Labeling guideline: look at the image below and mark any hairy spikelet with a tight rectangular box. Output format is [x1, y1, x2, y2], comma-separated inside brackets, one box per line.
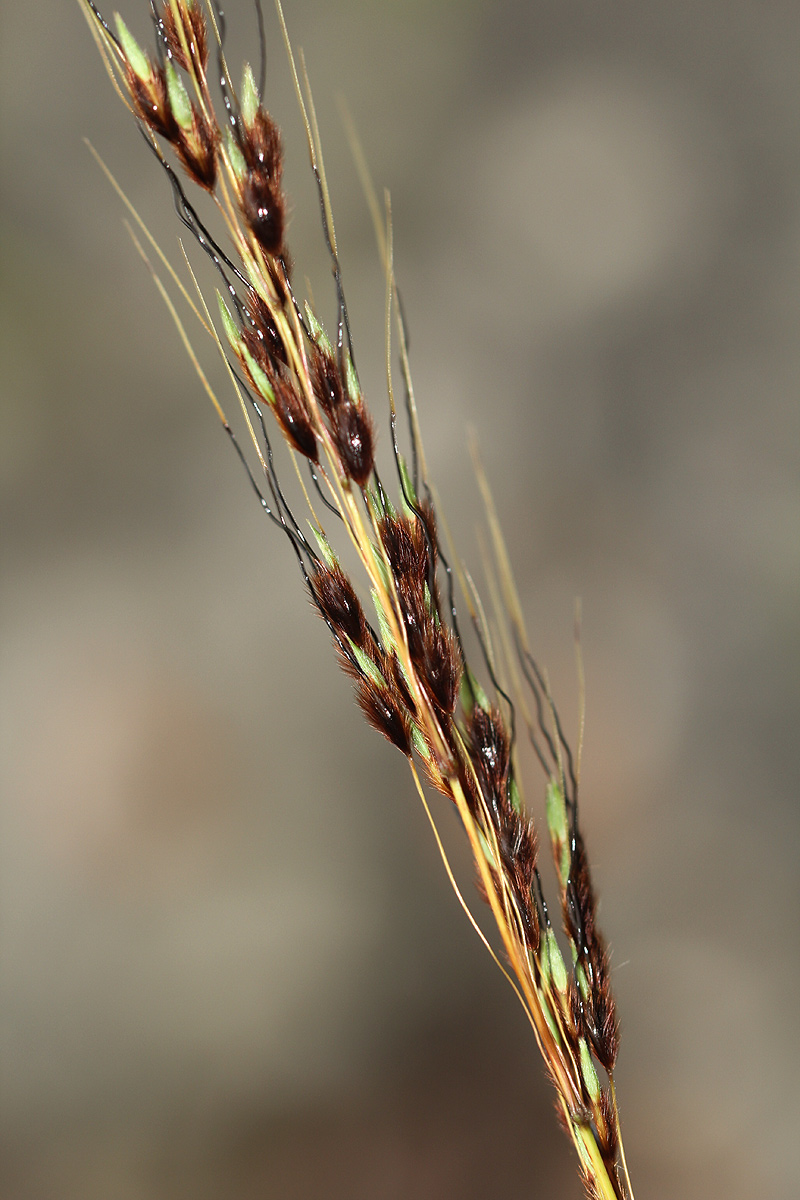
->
[79, 4, 634, 1197]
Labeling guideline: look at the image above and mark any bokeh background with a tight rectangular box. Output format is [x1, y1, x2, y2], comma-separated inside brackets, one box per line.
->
[2, 1, 799, 1197]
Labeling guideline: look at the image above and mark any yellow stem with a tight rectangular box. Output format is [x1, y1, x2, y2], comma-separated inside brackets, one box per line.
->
[610, 1076, 635, 1199]
[574, 1121, 620, 1200]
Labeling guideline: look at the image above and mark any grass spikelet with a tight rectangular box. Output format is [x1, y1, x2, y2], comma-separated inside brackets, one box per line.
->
[78, 3, 636, 1197]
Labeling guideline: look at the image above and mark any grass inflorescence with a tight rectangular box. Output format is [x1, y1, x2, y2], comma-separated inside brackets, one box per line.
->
[79, 3, 635, 1196]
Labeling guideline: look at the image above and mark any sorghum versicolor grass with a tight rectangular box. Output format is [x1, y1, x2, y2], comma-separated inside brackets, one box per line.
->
[79, 3, 635, 1196]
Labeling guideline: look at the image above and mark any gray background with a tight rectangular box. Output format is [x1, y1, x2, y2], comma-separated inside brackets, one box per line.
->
[2, 1, 798, 1197]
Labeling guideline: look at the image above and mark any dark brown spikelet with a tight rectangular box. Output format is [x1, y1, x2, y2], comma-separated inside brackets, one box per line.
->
[124, 53, 216, 190]
[378, 513, 442, 670]
[242, 109, 283, 176]
[128, 65, 178, 141]
[418, 615, 460, 714]
[416, 497, 438, 545]
[160, 1, 208, 71]
[466, 704, 511, 812]
[244, 289, 286, 365]
[589, 970, 619, 1072]
[566, 835, 619, 1071]
[309, 346, 345, 417]
[462, 704, 538, 947]
[392, 576, 426, 663]
[380, 513, 429, 589]
[380, 506, 440, 610]
[175, 109, 218, 190]
[241, 171, 286, 256]
[271, 374, 318, 461]
[355, 675, 412, 756]
[333, 401, 375, 486]
[566, 835, 597, 951]
[498, 812, 540, 950]
[310, 562, 410, 753]
[239, 110, 286, 257]
[311, 563, 368, 648]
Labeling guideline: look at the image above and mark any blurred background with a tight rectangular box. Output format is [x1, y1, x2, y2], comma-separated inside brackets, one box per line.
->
[2, 1, 799, 1197]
